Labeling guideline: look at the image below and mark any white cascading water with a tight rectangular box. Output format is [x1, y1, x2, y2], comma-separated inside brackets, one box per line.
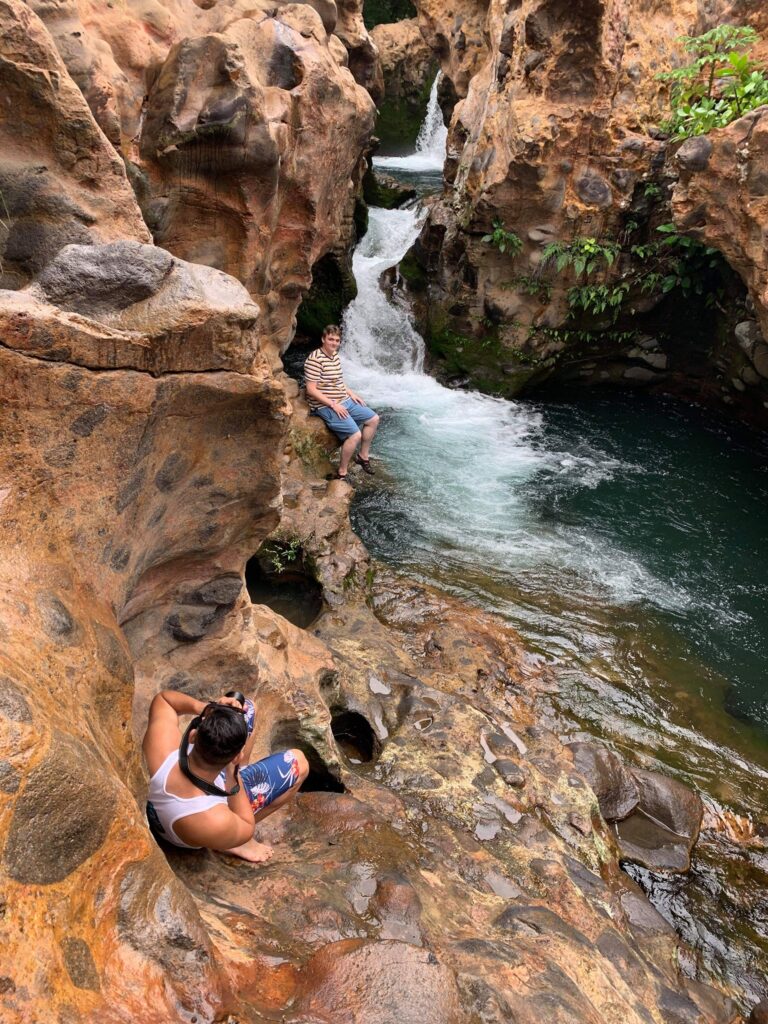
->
[341, 149, 680, 618]
[373, 73, 448, 174]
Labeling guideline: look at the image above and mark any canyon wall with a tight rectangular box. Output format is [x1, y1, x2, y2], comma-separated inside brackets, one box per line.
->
[404, 0, 768, 420]
[0, 0, 761, 1021]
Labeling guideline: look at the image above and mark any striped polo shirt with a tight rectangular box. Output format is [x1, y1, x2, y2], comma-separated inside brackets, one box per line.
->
[304, 348, 348, 410]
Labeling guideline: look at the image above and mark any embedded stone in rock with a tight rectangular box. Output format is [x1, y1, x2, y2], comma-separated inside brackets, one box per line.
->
[165, 608, 219, 643]
[0, 678, 32, 722]
[4, 733, 113, 884]
[0, 759, 20, 793]
[35, 242, 174, 315]
[331, 710, 379, 764]
[495, 905, 591, 948]
[60, 938, 100, 991]
[295, 939, 463, 1024]
[575, 170, 612, 208]
[567, 741, 638, 821]
[189, 574, 242, 607]
[494, 758, 526, 787]
[675, 136, 713, 173]
[35, 591, 81, 646]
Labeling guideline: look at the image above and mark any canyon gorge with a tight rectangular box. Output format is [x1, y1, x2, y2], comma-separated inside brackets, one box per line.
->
[0, 0, 767, 1022]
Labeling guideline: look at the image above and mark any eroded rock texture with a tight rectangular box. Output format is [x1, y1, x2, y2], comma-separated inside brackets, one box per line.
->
[18, 0, 376, 354]
[370, 18, 437, 152]
[404, 0, 768, 419]
[0, 2, 756, 1023]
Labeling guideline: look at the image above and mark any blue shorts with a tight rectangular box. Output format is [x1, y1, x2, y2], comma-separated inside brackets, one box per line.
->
[312, 397, 377, 440]
[237, 699, 300, 814]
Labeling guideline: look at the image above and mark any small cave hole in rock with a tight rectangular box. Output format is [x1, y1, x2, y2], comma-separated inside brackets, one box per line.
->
[331, 710, 380, 765]
[245, 542, 323, 629]
[271, 721, 346, 793]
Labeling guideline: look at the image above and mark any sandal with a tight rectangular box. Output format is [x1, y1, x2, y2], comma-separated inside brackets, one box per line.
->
[326, 470, 353, 483]
[355, 455, 375, 476]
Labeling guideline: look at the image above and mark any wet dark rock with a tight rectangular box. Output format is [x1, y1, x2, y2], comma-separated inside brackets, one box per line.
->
[750, 999, 768, 1023]
[36, 241, 173, 315]
[0, 977, 15, 994]
[658, 985, 704, 1024]
[4, 733, 112, 884]
[60, 938, 100, 991]
[368, 874, 423, 945]
[0, 678, 32, 722]
[35, 591, 81, 646]
[332, 709, 379, 763]
[295, 939, 463, 1024]
[675, 136, 713, 173]
[0, 760, 20, 793]
[567, 741, 639, 821]
[616, 769, 703, 872]
[619, 887, 675, 936]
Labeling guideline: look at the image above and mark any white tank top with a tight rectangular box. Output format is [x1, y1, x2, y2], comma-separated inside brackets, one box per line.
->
[147, 749, 228, 848]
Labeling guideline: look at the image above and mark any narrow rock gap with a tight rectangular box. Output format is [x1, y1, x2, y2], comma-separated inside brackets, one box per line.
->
[331, 709, 381, 765]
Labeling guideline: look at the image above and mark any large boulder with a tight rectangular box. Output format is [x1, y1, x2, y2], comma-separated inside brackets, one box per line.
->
[615, 769, 704, 873]
[567, 741, 639, 821]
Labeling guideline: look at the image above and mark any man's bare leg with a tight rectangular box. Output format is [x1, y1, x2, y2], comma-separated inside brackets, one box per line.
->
[338, 431, 361, 476]
[359, 415, 380, 461]
[225, 750, 309, 862]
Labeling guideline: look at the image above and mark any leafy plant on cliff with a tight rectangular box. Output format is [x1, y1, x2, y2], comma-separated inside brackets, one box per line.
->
[657, 24, 768, 139]
[567, 282, 630, 321]
[481, 220, 523, 257]
[541, 237, 620, 277]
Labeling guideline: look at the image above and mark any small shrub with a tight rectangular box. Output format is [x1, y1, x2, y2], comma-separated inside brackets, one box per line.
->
[541, 237, 620, 277]
[481, 220, 523, 256]
[657, 24, 768, 139]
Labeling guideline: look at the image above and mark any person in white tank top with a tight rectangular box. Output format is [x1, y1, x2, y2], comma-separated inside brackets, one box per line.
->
[143, 689, 309, 863]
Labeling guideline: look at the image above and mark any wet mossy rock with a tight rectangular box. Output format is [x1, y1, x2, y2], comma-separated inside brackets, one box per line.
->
[297, 252, 357, 341]
[363, 166, 417, 209]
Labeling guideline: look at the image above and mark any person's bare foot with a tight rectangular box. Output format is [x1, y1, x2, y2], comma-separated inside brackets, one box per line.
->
[223, 838, 273, 863]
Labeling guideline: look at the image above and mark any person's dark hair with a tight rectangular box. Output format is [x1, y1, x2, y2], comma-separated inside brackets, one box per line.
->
[195, 705, 248, 766]
[322, 324, 341, 338]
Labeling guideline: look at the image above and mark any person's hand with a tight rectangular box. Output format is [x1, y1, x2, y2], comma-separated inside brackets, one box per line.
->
[348, 392, 364, 405]
[331, 401, 350, 418]
[217, 694, 243, 709]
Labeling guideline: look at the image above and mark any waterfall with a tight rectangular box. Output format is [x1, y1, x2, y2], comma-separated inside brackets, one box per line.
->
[374, 73, 447, 174]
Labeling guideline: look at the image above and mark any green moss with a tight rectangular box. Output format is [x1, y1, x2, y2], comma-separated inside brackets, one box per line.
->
[297, 253, 357, 340]
[362, 167, 416, 210]
[427, 322, 544, 398]
[375, 68, 436, 154]
[397, 248, 427, 291]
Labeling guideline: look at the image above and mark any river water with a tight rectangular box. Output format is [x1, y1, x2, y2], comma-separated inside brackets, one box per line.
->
[337, 75, 768, 1002]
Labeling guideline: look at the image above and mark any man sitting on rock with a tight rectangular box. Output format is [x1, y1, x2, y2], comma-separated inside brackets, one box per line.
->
[304, 323, 380, 482]
[143, 689, 309, 863]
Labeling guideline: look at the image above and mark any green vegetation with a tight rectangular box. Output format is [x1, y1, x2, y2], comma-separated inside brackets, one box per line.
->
[263, 535, 304, 575]
[481, 220, 523, 257]
[397, 247, 428, 291]
[567, 282, 630, 320]
[504, 275, 553, 302]
[541, 237, 620, 276]
[289, 427, 327, 470]
[363, 0, 416, 30]
[375, 69, 436, 154]
[657, 24, 768, 139]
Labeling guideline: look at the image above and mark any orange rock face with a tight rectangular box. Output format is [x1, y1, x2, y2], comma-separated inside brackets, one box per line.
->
[405, 0, 768, 417]
[23, 0, 376, 354]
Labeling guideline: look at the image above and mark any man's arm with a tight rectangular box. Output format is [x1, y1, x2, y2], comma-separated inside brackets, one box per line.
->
[305, 379, 350, 418]
[142, 690, 207, 776]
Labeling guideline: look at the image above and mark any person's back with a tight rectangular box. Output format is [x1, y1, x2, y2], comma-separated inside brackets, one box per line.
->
[143, 689, 309, 862]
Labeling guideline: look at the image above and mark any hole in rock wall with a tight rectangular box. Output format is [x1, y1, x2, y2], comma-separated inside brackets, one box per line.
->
[331, 710, 380, 765]
[245, 544, 323, 629]
[271, 719, 346, 793]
